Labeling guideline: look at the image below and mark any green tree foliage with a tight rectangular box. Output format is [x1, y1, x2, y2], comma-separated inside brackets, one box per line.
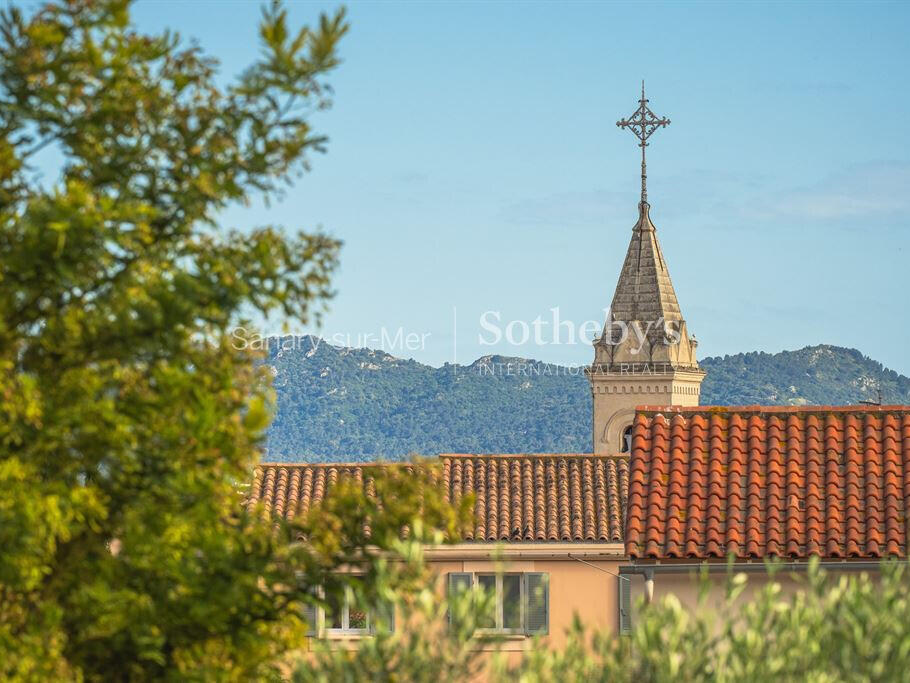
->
[293, 533, 493, 683]
[294, 543, 910, 683]
[296, 557, 910, 683]
[503, 561, 910, 682]
[0, 0, 382, 678]
[290, 461, 474, 611]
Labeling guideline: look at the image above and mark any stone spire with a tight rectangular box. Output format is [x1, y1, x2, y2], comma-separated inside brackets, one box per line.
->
[586, 88, 705, 455]
[607, 202, 682, 342]
[597, 201, 699, 369]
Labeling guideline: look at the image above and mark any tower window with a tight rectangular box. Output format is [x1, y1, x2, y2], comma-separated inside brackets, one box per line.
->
[621, 426, 633, 453]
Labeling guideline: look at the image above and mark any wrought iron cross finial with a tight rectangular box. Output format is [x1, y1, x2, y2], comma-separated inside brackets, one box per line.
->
[616, 81, 670, 205]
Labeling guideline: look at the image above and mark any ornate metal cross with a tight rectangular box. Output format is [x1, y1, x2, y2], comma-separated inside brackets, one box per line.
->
[616, 82, 670, 205]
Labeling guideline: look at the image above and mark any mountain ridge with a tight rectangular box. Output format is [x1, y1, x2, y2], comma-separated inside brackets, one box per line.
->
[264, 337, 910, 462]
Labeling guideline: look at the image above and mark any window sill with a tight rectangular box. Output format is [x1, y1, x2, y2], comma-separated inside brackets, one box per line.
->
[471, 633, 533, 652]
[319, 632, 371, 651]
[308, 632, 540, 653]
[324, 631, 371, 641]
[476, 632, 527, 639]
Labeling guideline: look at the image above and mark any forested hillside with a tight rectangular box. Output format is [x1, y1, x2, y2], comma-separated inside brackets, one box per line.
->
[699, 345, 908, 405]
[264, 337, 910, 461]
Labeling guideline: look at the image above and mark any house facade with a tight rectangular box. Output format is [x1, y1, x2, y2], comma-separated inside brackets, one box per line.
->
[251, 403, 910, 653]
[250, 454, 629, 651]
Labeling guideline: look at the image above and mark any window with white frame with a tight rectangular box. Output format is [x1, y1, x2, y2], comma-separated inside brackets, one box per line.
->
[324, 586, 370, 634]
[301, 583, 394, 637]
[447, 572, 548, 635]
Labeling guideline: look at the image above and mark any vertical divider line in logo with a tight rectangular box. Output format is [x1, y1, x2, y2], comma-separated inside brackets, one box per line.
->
[452, 305, 458, 375]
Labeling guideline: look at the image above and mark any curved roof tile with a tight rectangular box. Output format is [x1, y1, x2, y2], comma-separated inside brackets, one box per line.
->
[248, 454, 630, 544]
[626, 406, 910, 560]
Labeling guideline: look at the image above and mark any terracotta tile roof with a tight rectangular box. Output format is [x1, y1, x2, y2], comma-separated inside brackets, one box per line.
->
[625, 406, 910, 560]
[247, 454, 629, 543]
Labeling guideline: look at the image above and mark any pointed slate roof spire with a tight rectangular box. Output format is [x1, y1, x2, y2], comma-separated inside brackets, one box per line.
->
[608, 201, 682, 330]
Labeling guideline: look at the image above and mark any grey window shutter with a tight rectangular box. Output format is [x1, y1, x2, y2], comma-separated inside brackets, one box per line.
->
[618, 575, 632, 635]
[523, 573, 549, 635]
[447, 572, 473, 627]
[302, 601, 318, 636]
[297, 572, 319, 637]
[371, 600, 395, 634]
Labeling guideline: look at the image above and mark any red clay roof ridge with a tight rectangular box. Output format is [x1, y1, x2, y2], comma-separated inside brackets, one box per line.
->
[260, 453, 631, 468]
[441, 452, 627, 459]
[635, 404, 910, 414]
[258, 460, 408, 468]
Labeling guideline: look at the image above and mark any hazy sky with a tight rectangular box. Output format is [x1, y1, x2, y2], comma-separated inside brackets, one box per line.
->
[131, 1, 910, 374]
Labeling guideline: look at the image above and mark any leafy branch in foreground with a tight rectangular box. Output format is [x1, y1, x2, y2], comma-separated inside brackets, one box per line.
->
[292, 535, 494, 683]
[0, 0, 351, 679]
[294, 548, 910, 682]
[502, 560, 910, 682]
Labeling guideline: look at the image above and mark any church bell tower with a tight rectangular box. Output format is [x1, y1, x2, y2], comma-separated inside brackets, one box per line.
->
[587, 85, 705, 454]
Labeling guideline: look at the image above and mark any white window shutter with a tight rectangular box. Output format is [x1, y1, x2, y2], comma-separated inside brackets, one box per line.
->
[523, 572, 549, 635]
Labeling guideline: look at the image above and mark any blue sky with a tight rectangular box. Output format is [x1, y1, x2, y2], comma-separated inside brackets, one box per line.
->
[131, 1, 910, 374]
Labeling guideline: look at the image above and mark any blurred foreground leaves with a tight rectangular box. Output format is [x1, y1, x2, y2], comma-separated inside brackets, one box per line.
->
[0, 0, 354, 678]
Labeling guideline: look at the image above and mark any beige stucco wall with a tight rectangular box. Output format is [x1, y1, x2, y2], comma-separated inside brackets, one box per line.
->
[624, 565, 878, 636]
